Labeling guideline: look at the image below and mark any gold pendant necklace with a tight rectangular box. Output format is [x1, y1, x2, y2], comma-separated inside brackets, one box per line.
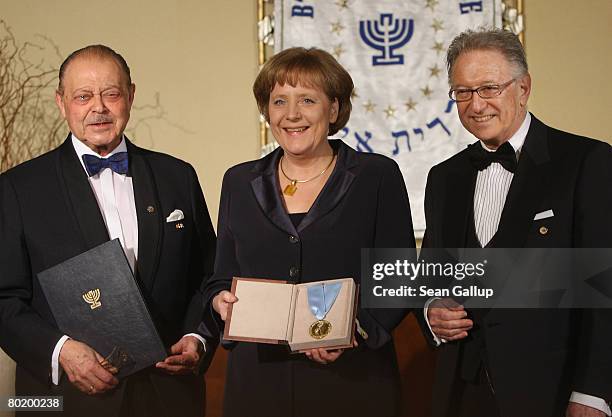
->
[280, 154, 335, 196]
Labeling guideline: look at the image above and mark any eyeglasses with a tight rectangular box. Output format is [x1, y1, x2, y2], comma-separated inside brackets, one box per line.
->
[449, 79, 516, 102]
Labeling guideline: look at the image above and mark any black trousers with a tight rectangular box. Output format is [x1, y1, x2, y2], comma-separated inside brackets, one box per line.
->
[449, 368, 501, 417]
[119, 371, 167, 417]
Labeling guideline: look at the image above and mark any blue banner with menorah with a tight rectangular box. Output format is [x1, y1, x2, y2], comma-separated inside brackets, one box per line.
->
[274, 0, 502, 235]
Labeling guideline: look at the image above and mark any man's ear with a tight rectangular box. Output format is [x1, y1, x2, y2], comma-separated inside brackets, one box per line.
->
[55, 90, 67, 119]
[518, 73, 531, 107]
[128, 83, 136, 106]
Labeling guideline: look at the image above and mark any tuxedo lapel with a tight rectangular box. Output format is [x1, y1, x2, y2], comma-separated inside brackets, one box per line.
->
[57, 137, 109, 250]
[483, 116, 551, 325]
[494, 115, 550, 248]
[298, 140, 356, 233]
[127, 141, 162, 291]
[441, 152, 477, 248]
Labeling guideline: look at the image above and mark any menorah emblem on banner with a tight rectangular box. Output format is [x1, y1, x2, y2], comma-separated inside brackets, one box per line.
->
[82, 289, 102, 310]
[359, 13, 414, 66]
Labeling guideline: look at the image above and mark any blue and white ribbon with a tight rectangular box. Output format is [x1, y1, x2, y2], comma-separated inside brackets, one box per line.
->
[307, 282, 342, 320]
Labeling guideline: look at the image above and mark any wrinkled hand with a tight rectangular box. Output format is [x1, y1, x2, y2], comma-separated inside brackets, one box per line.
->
[566, 402, 607, 417]
[212, 290, 238, 322]
[59, 339, 118, 395]
[156, 336, 204, 375]
[427, 298, 473, 342]
[304, 339, 358, 365]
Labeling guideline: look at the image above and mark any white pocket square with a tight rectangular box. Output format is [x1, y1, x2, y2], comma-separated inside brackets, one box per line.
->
[533, 209, 554, 221]
[166, 209, 184, 223]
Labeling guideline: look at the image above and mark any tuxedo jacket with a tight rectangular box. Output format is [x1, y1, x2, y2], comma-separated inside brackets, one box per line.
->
[0, 136, 216, 417]
[420, 115, 612, 417]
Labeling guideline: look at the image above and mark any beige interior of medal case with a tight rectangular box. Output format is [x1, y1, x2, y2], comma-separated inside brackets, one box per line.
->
[227, 277, 355, 351]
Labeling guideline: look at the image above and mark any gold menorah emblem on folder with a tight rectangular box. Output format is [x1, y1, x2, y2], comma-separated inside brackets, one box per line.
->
[82, 289, 102, 310]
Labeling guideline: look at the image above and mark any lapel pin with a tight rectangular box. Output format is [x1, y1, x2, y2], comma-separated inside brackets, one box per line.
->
[147, 206, 155, 214]
[539, 226, 548, 235]
[175, 223, 184, 229]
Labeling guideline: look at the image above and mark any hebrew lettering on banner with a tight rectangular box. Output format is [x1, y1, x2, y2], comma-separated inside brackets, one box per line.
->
[275, 0, 502, 235]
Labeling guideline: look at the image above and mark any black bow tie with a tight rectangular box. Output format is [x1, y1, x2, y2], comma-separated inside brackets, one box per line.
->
[468, 141, 517, 173]
[82, 152, 129, 177]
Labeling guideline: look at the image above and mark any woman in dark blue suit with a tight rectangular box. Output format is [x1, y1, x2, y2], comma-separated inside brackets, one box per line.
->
[203, 47, 416, 417]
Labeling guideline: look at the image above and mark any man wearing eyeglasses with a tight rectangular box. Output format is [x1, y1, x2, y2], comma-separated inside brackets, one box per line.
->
[418, 28, 612, 417]
[0, 45, 217, 416]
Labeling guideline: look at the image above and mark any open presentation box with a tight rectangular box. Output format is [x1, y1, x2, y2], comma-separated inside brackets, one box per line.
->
[224, 277, 358, 352]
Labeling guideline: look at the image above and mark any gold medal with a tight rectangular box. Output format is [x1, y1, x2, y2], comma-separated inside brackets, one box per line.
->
[309, 319, 332, 339]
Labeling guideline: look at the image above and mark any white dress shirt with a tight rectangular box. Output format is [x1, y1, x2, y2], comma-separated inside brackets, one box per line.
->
[473, 112, 530, 245]
[72, 135, 139, 270]
[51, 135, 205, 385]
[423, 113, 610, 415]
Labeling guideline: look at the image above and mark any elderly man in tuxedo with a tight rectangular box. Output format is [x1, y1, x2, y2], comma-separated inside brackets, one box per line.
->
[0, 45, 216, 416]
[419, 28, 612, 417]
